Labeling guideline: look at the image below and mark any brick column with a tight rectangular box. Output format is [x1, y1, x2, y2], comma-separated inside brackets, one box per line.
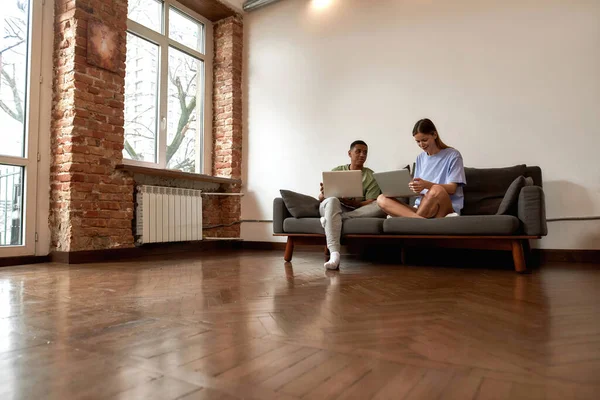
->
[213, 16, 243, 180]
[209, 15, 243, 238]
[51, 0, 133, 252]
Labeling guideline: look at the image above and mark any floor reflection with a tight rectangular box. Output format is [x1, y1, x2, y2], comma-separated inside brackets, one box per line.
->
[0, 252, 597, 398]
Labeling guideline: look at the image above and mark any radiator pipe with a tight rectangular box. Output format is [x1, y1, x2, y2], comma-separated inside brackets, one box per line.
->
[546, 216, 600, 222]
[243, 0, 283, 12]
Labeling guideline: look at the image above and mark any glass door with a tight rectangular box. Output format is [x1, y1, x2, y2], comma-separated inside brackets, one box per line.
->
[0, 0, 41, 257]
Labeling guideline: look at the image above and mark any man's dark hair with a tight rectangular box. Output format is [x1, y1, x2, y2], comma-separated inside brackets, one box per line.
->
[350, 140, 367, 150]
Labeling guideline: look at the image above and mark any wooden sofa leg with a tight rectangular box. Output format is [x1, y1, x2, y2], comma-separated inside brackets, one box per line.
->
[511, 239, 527, 273]
[522, 239, 534, 266]
[284, 237, 295, 262]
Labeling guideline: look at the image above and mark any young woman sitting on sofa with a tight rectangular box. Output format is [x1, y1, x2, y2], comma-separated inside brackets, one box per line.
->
[377, 118, 466, 218]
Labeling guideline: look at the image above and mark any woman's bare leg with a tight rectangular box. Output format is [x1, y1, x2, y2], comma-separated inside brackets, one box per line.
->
[377, 194, 424, 218]
[416, 185, 454, 218]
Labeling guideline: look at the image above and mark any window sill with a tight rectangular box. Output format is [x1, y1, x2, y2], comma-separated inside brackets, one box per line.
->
[116, 164, 241, 185]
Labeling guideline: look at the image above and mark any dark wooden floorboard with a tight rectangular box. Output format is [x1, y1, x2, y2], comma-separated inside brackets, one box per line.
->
[0, 249, 598, 399]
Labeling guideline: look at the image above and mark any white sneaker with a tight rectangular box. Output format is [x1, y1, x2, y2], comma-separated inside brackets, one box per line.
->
[386, 215, 393, 219]
[325, 261, 340, 270]
[320, 217, 326, 228]
[324, 251, 341, 270]
[445, 212, 459, 218]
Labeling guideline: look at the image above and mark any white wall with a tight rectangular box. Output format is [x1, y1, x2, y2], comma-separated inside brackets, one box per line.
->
[241, 0, 600, 249]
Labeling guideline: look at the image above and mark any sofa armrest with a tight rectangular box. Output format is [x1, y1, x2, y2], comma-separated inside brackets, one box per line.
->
[518, 186, 548, 236]
[273, 198, 291, 234]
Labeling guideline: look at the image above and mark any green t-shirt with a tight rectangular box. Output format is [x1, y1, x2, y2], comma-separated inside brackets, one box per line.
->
[331, 164, 382, 200]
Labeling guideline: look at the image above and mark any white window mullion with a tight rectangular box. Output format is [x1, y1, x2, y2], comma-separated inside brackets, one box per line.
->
[24, 0, 43, 255]
[194, 60, 204, 174]
[167, 39, 206, 61]
[202, 22, 213, 175]
[157, 6, 169, 170]
[0, 156, 31, 167]
[127, 19, 164, 44]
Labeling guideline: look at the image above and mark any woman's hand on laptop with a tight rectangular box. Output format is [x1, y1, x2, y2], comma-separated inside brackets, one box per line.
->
[409, 178, 431, 194]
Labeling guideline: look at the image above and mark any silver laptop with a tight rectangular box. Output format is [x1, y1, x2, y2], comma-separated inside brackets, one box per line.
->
[322, 170, 363, 198]
[374, 169, 414, 197]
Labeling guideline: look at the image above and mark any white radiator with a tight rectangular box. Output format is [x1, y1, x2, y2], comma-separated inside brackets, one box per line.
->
[136, 185, 202, 244]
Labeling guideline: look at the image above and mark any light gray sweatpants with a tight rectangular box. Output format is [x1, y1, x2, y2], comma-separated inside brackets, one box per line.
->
[319, 198, 386, 253]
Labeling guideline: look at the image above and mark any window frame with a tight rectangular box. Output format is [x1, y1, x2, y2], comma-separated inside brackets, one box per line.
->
[0, 0, 44, 257]
[124, 0, 213, 175]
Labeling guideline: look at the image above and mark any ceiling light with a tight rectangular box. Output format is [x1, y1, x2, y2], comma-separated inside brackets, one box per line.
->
[312, 0, 333, 10]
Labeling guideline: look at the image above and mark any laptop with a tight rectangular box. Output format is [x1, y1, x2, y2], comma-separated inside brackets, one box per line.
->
[322, 170, 363, 198]
[373, 169, 415, 197]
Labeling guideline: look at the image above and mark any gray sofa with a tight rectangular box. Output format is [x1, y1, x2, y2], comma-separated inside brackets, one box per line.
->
[273, 165, 548, 272]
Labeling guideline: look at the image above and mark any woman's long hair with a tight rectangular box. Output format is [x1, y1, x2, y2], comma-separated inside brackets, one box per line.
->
[412, 118, 450, 149]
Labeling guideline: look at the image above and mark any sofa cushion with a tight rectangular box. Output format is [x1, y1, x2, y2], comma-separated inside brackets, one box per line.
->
[463, 165, 527, 215]
[497, 176, 530, 216]
[283, 218, 324, 234]
[342, 218, 385, 235]
[280, 190, 320, 218]
[383, 215, 520, 235]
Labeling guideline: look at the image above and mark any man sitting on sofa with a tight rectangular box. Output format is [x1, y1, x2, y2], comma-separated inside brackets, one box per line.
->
[319, 140, 385, 270]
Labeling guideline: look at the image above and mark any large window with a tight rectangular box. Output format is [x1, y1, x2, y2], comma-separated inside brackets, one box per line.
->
[124, 0, 211, 174]
[0, 0, 41, 256]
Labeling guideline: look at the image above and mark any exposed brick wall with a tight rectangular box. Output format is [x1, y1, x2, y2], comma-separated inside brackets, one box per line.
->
[50, 2, 243, 252]
[202, 185, 242, 239]
[218, 192, 242, 237]
[209, 16, 243, 238]
[51, 0, 134, 252]
[213, 16, 243, 180]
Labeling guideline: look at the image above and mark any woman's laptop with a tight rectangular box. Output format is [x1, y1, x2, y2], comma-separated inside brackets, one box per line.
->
[373, 169, 414, 197]
[322, 170, 363, 198]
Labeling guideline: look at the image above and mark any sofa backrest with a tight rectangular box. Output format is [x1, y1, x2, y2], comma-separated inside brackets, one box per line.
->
[524, 166, 543, 187]
[462, 165, 543, 215]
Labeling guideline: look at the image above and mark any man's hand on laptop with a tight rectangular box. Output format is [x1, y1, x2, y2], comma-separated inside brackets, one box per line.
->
[339, 198, 362, 209]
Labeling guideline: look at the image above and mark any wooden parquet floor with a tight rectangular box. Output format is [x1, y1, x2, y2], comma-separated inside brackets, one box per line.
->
[0, 249, 599, 399]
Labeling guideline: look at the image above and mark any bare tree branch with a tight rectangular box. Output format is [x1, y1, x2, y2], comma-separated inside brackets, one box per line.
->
[171, 157, 195, 172]
[0, 101, 20, 121]
[0, 67, 24, 122]
[123, 139, 139, 160]
[0, 39, 25, 56]
[166, 85, 196, 165]
[0, 4, 27, 123]
[5, 18, 25, 40]
[184, 72, 197, 94]
[167, 113, 193, 163]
